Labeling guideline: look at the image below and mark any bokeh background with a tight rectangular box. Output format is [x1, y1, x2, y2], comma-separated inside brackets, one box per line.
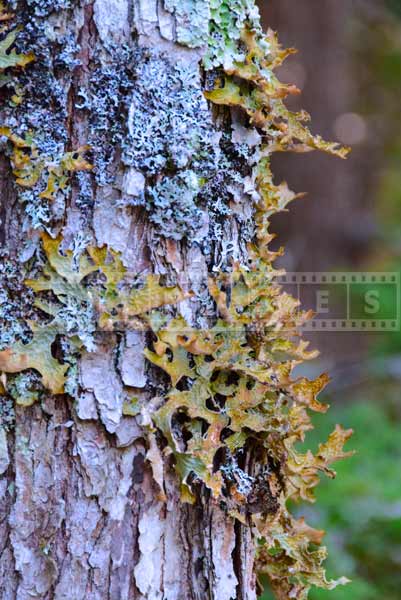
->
[258, 1, 401, 598]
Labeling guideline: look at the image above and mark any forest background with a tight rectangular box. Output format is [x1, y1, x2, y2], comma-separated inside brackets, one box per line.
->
[261, 1, 401, 598]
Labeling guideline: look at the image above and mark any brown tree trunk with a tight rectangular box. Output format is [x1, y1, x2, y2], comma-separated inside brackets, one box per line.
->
[0, 3, 352, 599]
[0, 2, 256, 598]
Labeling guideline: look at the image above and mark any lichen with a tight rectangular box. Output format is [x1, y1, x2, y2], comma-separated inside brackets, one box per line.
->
[164, 0, 210, 48]
[0, 233, 188, 395]
[7, 371, 41, 406]
[0, 127, 92, 229]
[77, 45, 136, 187]
[0, 253, 34, 350]
[145, 170, 203, 241]
[0, 1, 353, 597]
[122, 52, 216, 175]
[120, 49, 253, 243]
[0, 27, 34, 70]
[0, 395, 15, 431]
[14, 0, 72, 18]
[137, 4, 352, 599]
[204, 0, 261, 70]
[204, 28, 349, 158]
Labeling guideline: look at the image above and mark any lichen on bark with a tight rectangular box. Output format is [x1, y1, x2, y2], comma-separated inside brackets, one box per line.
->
[0, 1, 352, 599]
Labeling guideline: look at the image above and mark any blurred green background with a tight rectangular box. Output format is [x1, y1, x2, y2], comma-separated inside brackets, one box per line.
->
[258, 0, 401, 597]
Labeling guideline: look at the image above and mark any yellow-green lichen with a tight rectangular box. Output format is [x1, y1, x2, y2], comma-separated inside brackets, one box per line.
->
[134, 4, 352, 599]
[0, 127, 92, 227]
[0, 233, 189, 395]
[0, 2, 354, 598]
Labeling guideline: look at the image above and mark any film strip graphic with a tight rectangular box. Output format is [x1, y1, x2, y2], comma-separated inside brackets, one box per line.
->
[277, 272, 400, 331]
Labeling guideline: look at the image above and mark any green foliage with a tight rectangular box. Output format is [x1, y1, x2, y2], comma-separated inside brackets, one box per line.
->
[386, 0, 401, 18]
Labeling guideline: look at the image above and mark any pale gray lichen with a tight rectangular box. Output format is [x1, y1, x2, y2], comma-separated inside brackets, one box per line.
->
[52, 296, 96, 352]
[76, 44, 135, 186]
[8, 372, 42, 407]
[204, 0, 262, 70]
[220, 455, 254, 496]
[7, 1, 257, 254]
[145, 170, 204, 241]
[60, 339, 80, 399]
[0, 256, 34, 350]
[64, 362, 79, 398]
[0, 397, 15, 432]
[4, 3, 78, 230]
[120, 50, 254, 244]
[74, 171, 94, 212]
[123, 52, 216, 175]
[17, 0, 72, 17]
[164, 0, 210, 48]
[54, 33, 82, 70]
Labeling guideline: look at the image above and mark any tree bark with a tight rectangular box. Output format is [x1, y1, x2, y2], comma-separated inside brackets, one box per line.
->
[0, 2, 352, 599]
[0, 2, 256, 599]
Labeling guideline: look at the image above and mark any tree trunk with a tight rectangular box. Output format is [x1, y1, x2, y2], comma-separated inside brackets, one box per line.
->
[0, 2, 351, 599]
[0, 2, 256, 598]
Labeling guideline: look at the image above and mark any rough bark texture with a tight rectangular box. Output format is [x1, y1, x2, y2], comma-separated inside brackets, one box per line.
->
[0, 2, 353, 599]
[0, 2, 256, 599]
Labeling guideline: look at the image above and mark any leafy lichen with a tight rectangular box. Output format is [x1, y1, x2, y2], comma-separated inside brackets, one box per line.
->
[0, 1, 353, 598]
[136, 3, 352, 599]
[0, 27, 34, 70]
[204, 0, 261, 70]
[0, 233, 189, 394]
[0, 126, 92, 229]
